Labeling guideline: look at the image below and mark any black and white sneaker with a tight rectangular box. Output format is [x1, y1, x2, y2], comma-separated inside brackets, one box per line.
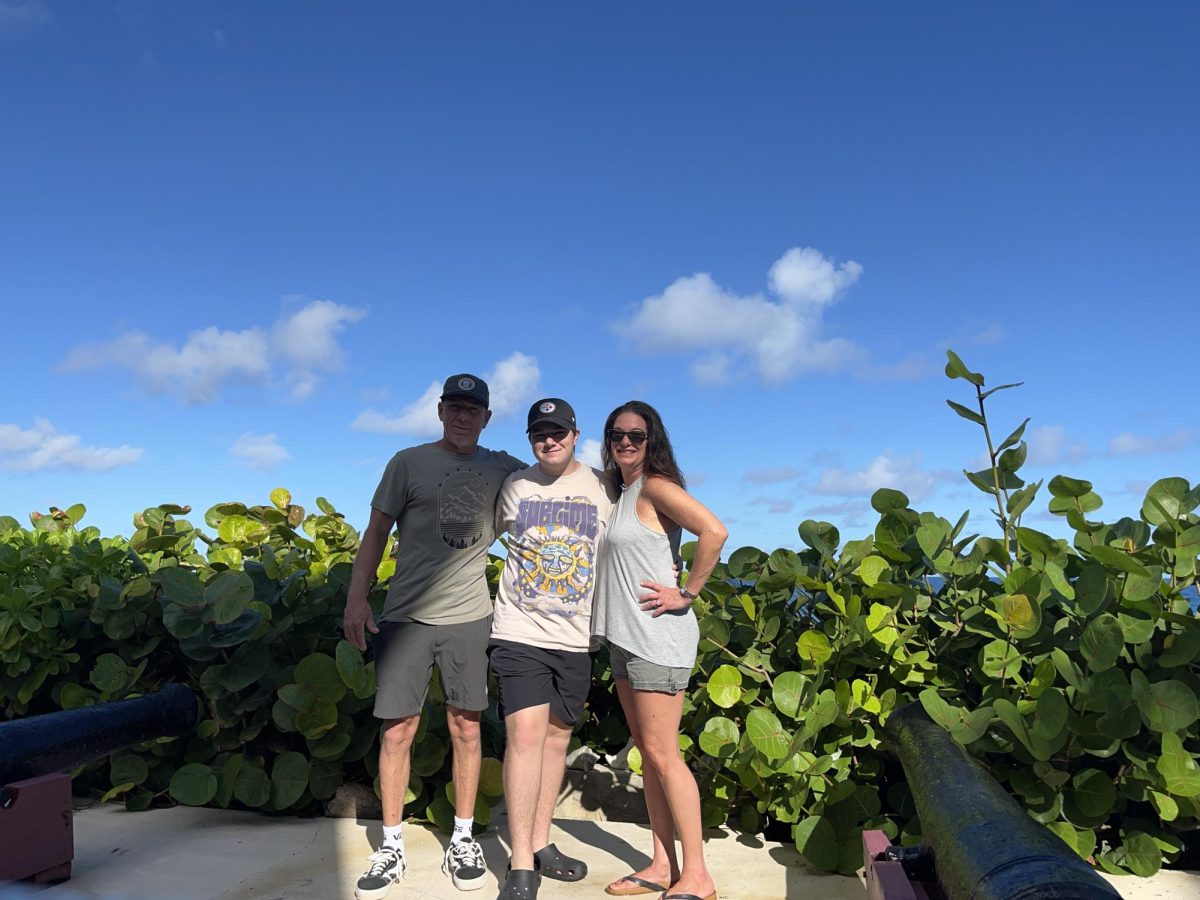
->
[442, 836, 488, 891]
[355, 845, 406, 900]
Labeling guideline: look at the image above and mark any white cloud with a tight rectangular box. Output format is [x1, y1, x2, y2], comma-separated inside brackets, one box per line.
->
[578, 438, 603, 469]
[0, 0, 51, 31]
[612, 247, 863, 384]
[805, 499, 872, 527]
[1108, 429, 1197, 457]
[814, 451, 940, 502]
[0, 419, 143, 472]
[1026, 425, 1089, 467]
[272, 299, 368, 400]
[768, 247, 863, 306]
[352, 352, 541, 437]
[744, 466, 804, 485]
[750, 496, 795, 515]
[487, 352, 540, 416]
[230, 433, 290, 469]
[59, 299, 366, 404]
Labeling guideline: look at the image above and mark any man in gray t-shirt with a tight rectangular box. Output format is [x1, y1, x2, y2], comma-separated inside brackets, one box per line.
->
[344, 373, 523, 900]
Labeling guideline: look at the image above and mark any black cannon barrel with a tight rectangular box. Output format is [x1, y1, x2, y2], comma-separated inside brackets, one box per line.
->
[885, 702, 1121, 900]
[0, 683, 196, 784]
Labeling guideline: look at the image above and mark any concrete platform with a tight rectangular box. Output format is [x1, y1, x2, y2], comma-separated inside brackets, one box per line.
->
[13, 803, 861, 900]
[7, 802, 1200, 899]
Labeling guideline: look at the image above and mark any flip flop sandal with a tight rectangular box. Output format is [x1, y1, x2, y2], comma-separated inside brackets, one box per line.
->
[497, 867, 540, 900]
[533, 842, 587, 882]
[604, 874, 669, 896]
[661, 892, 718, 900]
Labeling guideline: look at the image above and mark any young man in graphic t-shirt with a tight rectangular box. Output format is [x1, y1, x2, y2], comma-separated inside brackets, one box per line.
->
[488, 398, 617, 900]
[343, 374, 525, 900]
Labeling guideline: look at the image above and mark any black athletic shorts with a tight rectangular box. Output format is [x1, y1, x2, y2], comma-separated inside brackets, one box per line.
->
[487, 639, 592, 726]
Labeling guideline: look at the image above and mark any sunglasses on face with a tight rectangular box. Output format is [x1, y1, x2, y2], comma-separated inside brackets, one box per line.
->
[606, 429, 648, 446]
[531, 428, 570, 445]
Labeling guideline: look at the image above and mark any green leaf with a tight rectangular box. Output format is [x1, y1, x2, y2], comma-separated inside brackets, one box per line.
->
[997, 418, 1030, 453]
[980, 381, 1023, 400]
[270, 488, 292, 510]
[89, 654, 129, 694]
[1075, 563, 1111, 616]
[746, 708, 789, 760]
[234, 761, 271, 808]
[269, 751, 310, 810]
[205, 571, 254, 625]
[870, 489, 909, 513]
[1016, 527, 1059, 560]
[1134, 676, 1199, 733]
[944, 349, 984, 386]
[217, 514, 270, 545]
[1088, 544, 1150, 577]
[946, 400, 985, 425]
[1070, 769, 1116, 819]
[1158, 732, 1200, 797]
[336, 640, 372, 697]
[794, 815, 839, 871]
[995, 593, 1040, 640]
[1142, 477, 1196, 527]
[295, 652, 347, 704]
[705, 665, 743, 709]
[1080, 614, 1123, 672]
[1048, 475, 1093, 499]
[1122, 832, 1162, 877]
[698, 717, 740, 758]
[1031, 688, 1068, 741]
[796, 630, 832, 665]
[856, 555, 888, 587]
[979, 639, 1021, 679]
[159, 566, 205, 608]
[218, 641, 270, 693]
[110, 754, 149, 787]
[772, 671, 806, 720]
[479, 758, 504, 798]
[169, 763, 218, 806]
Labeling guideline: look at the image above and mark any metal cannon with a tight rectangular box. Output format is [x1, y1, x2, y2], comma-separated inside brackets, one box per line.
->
[863, 702, 1122, 900]
[0, 683, 196, 886]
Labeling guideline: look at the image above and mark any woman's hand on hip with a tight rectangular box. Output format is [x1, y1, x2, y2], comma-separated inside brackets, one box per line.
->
[638, 581, 689, 617]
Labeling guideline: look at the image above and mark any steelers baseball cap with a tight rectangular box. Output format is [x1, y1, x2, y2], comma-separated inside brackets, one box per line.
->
[526, 398, 577, 433]
[440, 374, 489, 407]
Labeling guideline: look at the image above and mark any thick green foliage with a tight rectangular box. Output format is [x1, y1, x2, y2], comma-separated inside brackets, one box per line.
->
[1, 351, 1196, 876]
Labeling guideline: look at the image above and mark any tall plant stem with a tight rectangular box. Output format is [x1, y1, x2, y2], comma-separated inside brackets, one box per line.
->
[976, 384, 1013, 573]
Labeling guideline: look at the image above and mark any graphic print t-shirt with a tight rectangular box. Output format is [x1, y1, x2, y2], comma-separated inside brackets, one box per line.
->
[372, 443, 525, 625]
[492, 464, 617, 652]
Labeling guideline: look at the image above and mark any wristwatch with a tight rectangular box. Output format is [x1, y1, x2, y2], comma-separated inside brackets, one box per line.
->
[679, 586, 696, 601]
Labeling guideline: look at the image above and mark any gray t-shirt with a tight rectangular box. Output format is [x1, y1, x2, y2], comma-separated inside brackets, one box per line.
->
[371, 442, 525, 625]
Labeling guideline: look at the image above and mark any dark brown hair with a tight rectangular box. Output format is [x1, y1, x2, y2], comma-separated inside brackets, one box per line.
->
[601, 400, 686, 489]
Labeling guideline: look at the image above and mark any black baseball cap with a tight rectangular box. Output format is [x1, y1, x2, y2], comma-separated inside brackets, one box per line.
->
[526, 398, 577, 433]
[441, 374, 489, 408]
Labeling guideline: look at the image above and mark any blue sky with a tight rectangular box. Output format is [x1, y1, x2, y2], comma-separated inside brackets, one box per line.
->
[2, 1, 1197, 554]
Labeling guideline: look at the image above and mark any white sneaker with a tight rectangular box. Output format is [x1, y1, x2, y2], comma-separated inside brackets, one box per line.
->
[355, 846, 406, 900]
[442, 836, 488, 891]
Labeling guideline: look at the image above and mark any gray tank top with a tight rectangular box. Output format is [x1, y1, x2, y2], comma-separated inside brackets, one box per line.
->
[592, 475, 698, 668]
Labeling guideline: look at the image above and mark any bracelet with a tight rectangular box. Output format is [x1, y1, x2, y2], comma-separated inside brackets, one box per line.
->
[679, 586, 696, 600]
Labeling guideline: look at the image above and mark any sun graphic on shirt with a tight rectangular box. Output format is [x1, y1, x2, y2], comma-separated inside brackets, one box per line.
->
[517, 529, 595, 613]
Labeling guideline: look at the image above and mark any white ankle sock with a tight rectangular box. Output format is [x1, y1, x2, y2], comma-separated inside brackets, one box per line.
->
[383, 824, 403, 849]
[452, 816, 473, 842]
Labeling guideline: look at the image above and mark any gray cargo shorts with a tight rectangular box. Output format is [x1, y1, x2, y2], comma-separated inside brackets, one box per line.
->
[608, 642, 692, 694]
[371, 616, 491, 719]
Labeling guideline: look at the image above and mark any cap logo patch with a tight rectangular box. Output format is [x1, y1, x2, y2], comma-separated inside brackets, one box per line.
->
[539, 401, 556, 414]
[458, 377, 475, 390]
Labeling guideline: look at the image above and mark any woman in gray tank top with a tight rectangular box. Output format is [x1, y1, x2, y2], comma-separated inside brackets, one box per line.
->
[592, 401, 727, 900]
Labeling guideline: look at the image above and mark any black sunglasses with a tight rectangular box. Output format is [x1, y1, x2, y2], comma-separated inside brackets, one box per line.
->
[530, 428, 570, 444]
[606, 428, 648, 446]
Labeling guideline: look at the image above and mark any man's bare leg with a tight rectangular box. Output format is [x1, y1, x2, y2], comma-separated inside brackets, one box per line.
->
[446, 706, 483, 819]
[379, 715, 421, 826]
[531, 713, 572, 853]
[503, 703, 551, 870]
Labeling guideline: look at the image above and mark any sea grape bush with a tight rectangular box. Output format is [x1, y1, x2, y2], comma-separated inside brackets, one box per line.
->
[0, 351, 1196, 876]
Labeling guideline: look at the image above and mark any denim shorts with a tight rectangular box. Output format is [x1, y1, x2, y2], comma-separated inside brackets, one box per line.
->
[608, 642, 691, 694]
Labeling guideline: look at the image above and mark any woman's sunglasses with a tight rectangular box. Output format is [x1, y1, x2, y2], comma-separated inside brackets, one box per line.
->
[606, 429, 648, 446]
